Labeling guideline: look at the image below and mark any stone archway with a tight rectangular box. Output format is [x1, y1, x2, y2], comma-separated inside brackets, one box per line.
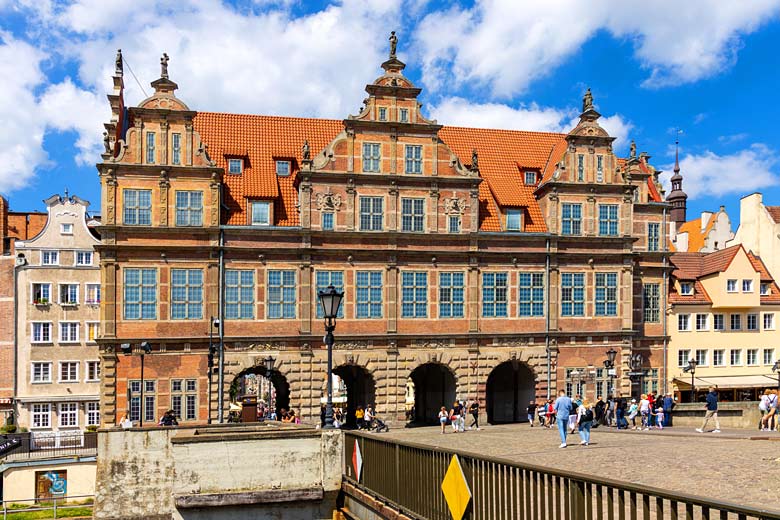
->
[409, 363, 457, 425]
[332, 364, 376, 428]
[486, 360, 536, 424]
[229, 365, 290, 421]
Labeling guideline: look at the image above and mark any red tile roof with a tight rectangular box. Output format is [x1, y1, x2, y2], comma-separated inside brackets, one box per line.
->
[668, 280, 711, 304]
[766, 206, 780, 224]
[747, 252, 780, 303]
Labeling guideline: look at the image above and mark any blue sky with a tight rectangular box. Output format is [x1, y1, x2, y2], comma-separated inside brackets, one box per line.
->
[2, 0, 780, 229]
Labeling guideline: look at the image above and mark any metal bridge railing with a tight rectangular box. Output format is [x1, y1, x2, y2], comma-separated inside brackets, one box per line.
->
[343, 431, 780, 520]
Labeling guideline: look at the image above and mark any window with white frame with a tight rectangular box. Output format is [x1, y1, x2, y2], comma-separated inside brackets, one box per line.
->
[730, 349, 742, 365]
[58, 403, 78, 427]
[519, 273, 545, 317]
[647, 223, 660, 252]
[401, 272, 428, 318]
[695, 349, 708, 366]
[86, 322, 99, 342]
[123, 189, 152, 226]
[359, 196, 383, 231]
[378, 107, 387, 121]
[171, 269, 203, 320]
[401, 198, 425, 232]
[764, 349, 775, 365]
[75, 251, 93, 266]
[525, 171, 537, 185]
[713, 314, 725, 331]
[677, 349, 691, 367]
[275, 161, 291, 176]
[362, 143, 380, 172]
[561, 273, 585, 317]
[250, 201, 271, 226]
[59, 362, 78, 383]
[32, 404, 51, 428]
[59, 284, 78, 305]
[747, 348, 759, 366]
[747, 313, 759, 330]
[399, 108, 409, 122]
[726, 279, 737, 293]
[713, 349, 725, 366]
[225, 270, 254, 320]
[86, 284, 101, 305]
[86, 402, 100, 426]
[598, 204, 619, 236]
[171, 379, 198, 421]
[594, 273, 617, 316]
[643, 284, 660, 323]
[506, 209, 522, 231]
[596, 155, 604, 182]
[561, 203, 582, 235]
[123, 268, 157, 320]
[228, 158, 243, 174]
[32, 362, 52, 383]
[764, 313, 775, 330]
[356, 271, 382, 319]
[32, 283, 51, 304]
[482, 272, 508, 317]
[175, 191, 203, 227]
[679, 282, 693, 295]
[730, 314, 742, 330]
[59, 322, 79, 343]
[32, 322, 52, 343]
[695, 313, 708, 331]
[439, 272, 465, 318]
[760, 283, 771, 296]
[41, 251, 59, 265]
[315, 271, 345, 319]
[405, 145, 422, 174]
[86, 361, 100, 382]
[171, 133, 181, 165]
[267, 270, 296, 319]
[678, 314, 691, 331]
[742, 279, 754, 292]
[146, 132, 156, 163]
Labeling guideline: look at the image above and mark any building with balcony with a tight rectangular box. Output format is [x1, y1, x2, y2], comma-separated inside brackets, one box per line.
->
[96, 42, 670, 427]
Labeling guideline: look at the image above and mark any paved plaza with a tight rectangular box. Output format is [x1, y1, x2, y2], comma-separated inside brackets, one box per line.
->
[378, 423, 780, 512]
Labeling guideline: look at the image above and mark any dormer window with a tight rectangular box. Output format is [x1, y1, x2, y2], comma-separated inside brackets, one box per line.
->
[742, 279, 753, 293]
[275, 161, 291, 176]
[761, 283, 771, 296]
[506, 209, 522, 231]
[399, 108, 408, 123]
[378, 107, 387, 121]
[680, 282, 693, 296]
[60, 223, 73, 235]
[524, 171, 536, 185]
[727, 279, 737, 293]
[228, 159, 243, 174]
[250, 201, 271, 226]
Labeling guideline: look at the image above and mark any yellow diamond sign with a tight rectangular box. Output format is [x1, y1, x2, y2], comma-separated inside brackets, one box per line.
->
[441, 454, 471, 520]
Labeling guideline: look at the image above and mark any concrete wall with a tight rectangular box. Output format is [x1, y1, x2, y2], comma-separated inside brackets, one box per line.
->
[2, 460, 96, 503]
[670, 402, 763, 429]
[93, 423, 342, 520]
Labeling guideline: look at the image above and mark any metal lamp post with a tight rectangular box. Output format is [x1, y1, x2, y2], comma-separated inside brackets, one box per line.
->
[604, 348, 617, 397]
[121, 341, 152, 427]
[207, 318, 220, 424]
[317, 285, 344, 430]
[264, 355, 275, 419]
[772, 360, 780, 393]
[683, 359, 697, 402]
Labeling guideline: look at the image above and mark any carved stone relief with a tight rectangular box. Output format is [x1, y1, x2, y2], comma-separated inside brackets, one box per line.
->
[443, 197, 468, 215]
[315, 190, 343, 211]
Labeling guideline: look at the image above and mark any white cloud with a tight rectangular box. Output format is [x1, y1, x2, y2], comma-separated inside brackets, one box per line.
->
[659, 144, 780, 199]
[432, 97, 633, 152]
[414, 0, 780, 96]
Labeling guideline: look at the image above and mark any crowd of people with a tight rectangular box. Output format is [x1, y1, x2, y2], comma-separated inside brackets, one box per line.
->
[438, 399, 481, 433]
[321, 404, 389, 432]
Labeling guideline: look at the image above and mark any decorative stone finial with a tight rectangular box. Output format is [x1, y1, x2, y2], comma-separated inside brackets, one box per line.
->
[160, 53, 169, 79]
[471, 149, 479, 171]
[115, 49, 123, 76]
[582, 87, 593, 112]
[302, 140, 310, 161]
[629, 140, 636, 159]
[389, 31, 398, 58]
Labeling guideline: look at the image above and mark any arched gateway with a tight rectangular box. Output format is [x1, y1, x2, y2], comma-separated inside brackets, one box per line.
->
[230, 366, 290, 421]
[486, 361, 536, 424]
[409, 363, 457, 425]
[332, 364, 376, 428]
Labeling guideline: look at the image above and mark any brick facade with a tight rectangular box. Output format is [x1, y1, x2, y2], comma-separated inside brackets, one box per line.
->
[97, 48, 670, 427]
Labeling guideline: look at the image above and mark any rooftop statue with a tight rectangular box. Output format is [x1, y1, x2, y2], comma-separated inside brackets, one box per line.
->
[471, 149, 479, 170]
[389, 31, 398, 58]
[302, 140, 310, 161]
[161, 53, 169, 79]
[115, 49, 123, 75]
[582, 87, 593, 112]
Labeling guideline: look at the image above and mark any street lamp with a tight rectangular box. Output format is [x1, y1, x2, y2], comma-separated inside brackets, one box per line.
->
[207, 318, 220, 424]
[604, 348, 618, 397]
[772, 360, 780, 393]
[683, 358, 697, 402]
[318, 285, 344, 430]
[264, 356, 275, 419]
[121, 341, 152, 427]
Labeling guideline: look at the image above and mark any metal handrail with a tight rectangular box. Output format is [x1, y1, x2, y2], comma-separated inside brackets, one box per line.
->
[1, 494, 94, 520]
[344, 430, 780, 519]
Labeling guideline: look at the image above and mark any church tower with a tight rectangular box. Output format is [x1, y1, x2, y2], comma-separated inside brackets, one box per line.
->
[666, 139, 687, 228]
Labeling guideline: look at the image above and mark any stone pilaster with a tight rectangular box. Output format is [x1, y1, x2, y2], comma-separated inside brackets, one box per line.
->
[386, 260, 398, 333]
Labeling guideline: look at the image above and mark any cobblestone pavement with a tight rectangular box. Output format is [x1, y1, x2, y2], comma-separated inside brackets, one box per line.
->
[378, 423, 780, 511]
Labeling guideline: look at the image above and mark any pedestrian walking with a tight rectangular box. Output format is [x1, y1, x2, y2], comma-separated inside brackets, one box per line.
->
[652, 406, 664, 430]
[553, 390, 573, 448]
[450, 400, 464, 433]
[639, 394, 650, 430]
[536, 402, 547, 427]
[576, 400, 594, 446]
[594, 396, 606, 427]
[627, 399, 639, 429]
[760, 389, 777, 431]
[663, 393, 675, 427]
[615, 395, 627, 429]
[526, 400, 536, 427]
[569, 394, 582, 434]
[438, 407, 448, 434]
[469, 399, 481, 430]
[696, 386, 721, 433]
